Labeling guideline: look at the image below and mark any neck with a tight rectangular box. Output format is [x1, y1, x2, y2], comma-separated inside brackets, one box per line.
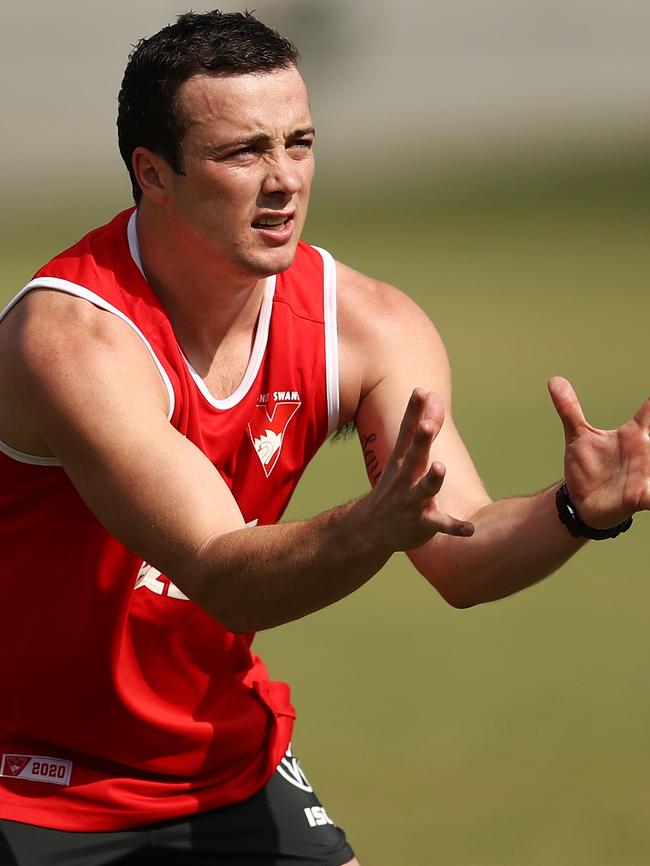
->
[134, 203, 268, 366]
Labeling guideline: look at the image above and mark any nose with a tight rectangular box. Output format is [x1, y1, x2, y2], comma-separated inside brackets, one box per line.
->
[261, 150, 303, 198]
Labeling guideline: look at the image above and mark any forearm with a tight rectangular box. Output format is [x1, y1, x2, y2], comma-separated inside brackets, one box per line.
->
[176, 391, 476, 632]
[412, 485, 585, 608]
[184, 498, 393, 632]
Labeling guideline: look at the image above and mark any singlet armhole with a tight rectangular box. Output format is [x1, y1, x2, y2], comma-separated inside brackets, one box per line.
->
[0, 278, 176, 466]
[311, 246, 340, 436]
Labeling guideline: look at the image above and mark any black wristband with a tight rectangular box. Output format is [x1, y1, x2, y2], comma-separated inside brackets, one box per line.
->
[555, 482, 633, 540]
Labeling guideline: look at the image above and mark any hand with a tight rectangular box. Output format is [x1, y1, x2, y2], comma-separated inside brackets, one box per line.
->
[549, 376, 650, 528]
[366, 388, 474, 551]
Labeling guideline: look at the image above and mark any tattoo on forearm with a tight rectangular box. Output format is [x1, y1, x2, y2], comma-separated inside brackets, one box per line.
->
[361, 433, 382, 486]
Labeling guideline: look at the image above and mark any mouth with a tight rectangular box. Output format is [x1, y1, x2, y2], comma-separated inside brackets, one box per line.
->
[252, 212, 294, 229]
[251, 212, 296, 244]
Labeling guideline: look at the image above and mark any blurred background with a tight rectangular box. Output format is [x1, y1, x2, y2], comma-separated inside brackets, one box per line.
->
[1, 2, 648, 864]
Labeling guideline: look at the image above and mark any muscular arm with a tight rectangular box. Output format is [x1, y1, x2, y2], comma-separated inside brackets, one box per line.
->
[410, 487, 582, 608]
[0, 290, 470, 632]
[338, 263, 648, 608]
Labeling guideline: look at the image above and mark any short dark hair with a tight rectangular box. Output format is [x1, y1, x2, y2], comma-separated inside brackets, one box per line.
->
[117, 10, 299, 203]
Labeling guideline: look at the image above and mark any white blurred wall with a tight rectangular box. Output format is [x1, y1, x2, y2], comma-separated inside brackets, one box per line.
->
[2, 0, 649, 201]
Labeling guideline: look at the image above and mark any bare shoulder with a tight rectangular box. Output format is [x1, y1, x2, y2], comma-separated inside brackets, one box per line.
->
[3, 288, 153, 371]
[0, 289, 169, 455]
[335, 260, 450, 423]
[0, 290, 246, 590]
[336, 260, 440, 337]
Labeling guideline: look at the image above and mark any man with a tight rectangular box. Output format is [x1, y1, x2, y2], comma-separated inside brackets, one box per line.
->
[0, 9, 647, 865]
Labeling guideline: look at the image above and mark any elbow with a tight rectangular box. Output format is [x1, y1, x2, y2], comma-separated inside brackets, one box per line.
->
[170, 574, 260, 634]
[200, 598, 281, 634]
[223, 619, 258, 635]
[446, 594, 479, 610]
[439, 587, 482, 610]
[219, 612, 288, 634]
[434, 573, 514, 609]
[201, 601, 263, 635]
[427, 574, 485, 610]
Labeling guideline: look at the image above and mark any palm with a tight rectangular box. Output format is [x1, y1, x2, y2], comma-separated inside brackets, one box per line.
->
[549, 377, 650, 528]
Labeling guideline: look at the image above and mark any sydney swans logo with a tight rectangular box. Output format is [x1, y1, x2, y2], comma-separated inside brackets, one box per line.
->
[247, 391, 301, 477]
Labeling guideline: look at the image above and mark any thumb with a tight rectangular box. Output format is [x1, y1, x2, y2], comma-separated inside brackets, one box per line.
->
[548, 376, 587, 441]
[633, 395, 650, 431]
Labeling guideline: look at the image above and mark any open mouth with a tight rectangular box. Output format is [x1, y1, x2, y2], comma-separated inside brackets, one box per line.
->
[252, 215, 292, 230]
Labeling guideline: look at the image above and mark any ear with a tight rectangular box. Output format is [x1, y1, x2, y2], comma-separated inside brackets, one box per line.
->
[131, 147, 170, 204]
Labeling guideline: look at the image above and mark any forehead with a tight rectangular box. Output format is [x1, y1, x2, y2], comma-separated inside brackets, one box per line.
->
[178, 67, 312, 141]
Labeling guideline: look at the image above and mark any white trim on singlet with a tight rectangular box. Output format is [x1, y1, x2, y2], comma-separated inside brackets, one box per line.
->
[181, 276, 276, 410]
[0, 439, 61, 467]
[0, 278, 176, 466]
[312, 246, 340, 435]
[127, 210, 145, 277]
[128, 209, 277, 410]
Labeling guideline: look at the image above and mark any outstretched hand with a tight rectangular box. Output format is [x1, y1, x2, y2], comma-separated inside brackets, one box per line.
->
[367, 388, 474, 551]
[548, 376, 650, 528]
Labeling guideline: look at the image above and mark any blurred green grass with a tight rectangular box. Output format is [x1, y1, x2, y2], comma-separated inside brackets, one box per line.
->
[1, 167, 648, 865]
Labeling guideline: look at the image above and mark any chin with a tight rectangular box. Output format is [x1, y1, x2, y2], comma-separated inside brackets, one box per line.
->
[242, 246, 299, 278]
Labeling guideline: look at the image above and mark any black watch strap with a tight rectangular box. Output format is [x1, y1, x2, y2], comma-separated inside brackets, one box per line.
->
[555, 482, 633, 540]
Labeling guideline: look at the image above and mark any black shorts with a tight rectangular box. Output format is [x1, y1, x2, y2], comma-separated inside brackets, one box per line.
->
[0, 746, 355, 866]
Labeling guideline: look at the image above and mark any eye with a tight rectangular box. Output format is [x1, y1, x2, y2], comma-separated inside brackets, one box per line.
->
[288, 138, 314, 154]
[230, 145, 257, 159]
[218, 141, 264, 162]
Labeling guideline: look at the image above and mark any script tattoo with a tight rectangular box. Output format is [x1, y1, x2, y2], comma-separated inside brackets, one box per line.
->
[361, 433, 382, 486]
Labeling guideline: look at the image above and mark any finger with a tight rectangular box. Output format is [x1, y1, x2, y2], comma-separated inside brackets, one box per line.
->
[402, 418, 437, 482]
[401, 391, 446, 481]
[416, 460, 446, 499]
[548, 376, 587, 441]
[417, 463, 474, 538]
[633, 395, 650, 431]
[392, 388, 427, 461]
[421, 510, 475, 539]
[421, 390, 445, 431]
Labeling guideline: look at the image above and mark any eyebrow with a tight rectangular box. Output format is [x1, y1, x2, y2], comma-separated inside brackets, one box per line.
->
[208, 127, 316, 157]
